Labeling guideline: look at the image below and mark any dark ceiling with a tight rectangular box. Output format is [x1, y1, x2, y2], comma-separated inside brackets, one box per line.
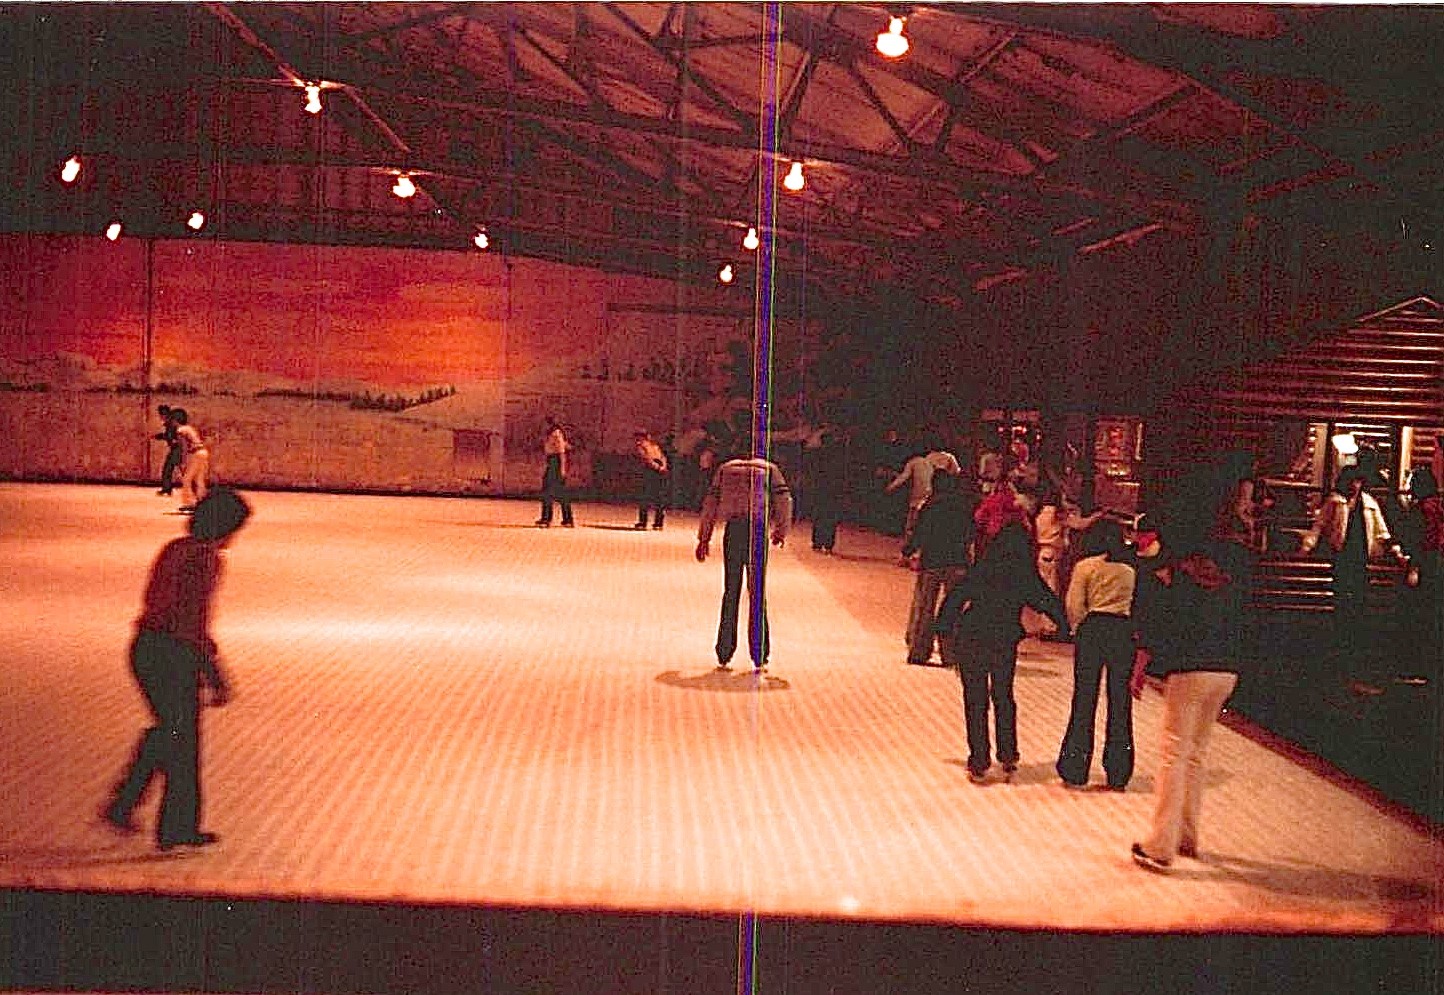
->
[2, 3, 1443, 369]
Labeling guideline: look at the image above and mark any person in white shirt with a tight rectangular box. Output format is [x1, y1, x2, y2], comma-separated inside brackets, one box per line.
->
[1056, 520, 1138, 790]
[884, 438, 960, 544]
[696, 449, 792, 671]
[1300, 465, 1405, 686]
[1034, 487, 1106, 602]
[172, 409, 210, 513]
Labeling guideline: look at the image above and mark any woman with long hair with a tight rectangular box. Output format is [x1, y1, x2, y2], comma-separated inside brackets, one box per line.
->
[935, 523, 1066, 783]
[1129, 518, 1253, 872]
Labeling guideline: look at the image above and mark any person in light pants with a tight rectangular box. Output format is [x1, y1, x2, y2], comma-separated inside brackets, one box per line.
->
[1129, 533, 1252, 872]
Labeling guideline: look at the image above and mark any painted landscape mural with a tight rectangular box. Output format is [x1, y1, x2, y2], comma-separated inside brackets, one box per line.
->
[0, 234, 821, 496]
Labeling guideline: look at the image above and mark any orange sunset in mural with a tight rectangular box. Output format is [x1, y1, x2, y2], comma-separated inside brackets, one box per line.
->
[0, 233, 772, 493]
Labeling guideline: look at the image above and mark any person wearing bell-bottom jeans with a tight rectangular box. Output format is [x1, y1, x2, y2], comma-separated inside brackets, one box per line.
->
[1141, 670, 1238, 862]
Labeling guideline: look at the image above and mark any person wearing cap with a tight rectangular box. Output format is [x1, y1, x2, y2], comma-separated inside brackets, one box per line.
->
[696, 446, 792, 671]
[633, 428, 669, 530]
[102, 487, 251, 851]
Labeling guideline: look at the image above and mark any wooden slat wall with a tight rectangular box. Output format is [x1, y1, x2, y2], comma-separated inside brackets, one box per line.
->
[1158, 295, 1444, 481]
[1150, 296, 1443, 623]
[1187, 298, 1441, 422]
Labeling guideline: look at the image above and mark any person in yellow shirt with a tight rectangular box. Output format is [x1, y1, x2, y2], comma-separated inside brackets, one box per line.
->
[1056, 521, 1138, 790]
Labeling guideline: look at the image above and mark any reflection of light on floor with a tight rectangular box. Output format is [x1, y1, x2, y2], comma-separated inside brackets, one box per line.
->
[230, 616, 488, 641]
[5, 484, 1443, 936]
[387, 571, 569, 599]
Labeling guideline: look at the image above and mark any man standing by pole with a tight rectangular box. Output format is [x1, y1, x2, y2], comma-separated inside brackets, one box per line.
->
[696, 445, 791, 672]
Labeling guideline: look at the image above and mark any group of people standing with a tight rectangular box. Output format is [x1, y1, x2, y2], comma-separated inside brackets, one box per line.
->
[869, 434, 1262, 874]
[532, 417, 675, 532]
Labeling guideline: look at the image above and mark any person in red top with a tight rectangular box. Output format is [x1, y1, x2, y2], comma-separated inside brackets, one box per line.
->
[102, 487, 251, 850]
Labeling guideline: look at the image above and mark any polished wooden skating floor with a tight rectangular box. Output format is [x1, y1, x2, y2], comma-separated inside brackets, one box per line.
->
[0, 483, 1439, 939]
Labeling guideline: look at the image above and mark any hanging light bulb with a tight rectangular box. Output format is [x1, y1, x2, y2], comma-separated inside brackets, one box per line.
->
[876, 16, 910, 59]
[105, 221, 123, 241]
[783, 160, 805, 192]
[187, 211, 206, 231]
[473, 229, 490, 250]
[743, 226, 760, 251]
[718, 263, 735, 284]
[303, 83, 323, 115]
[392, 173, 417, 198]
[60, 155, 82, 184]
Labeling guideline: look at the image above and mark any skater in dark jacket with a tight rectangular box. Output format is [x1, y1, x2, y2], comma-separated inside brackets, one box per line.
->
[936, 523, 1066, 783]
[101, 488, 251, 850]
[154, 405, 182, 495]
[901, 470, 974, 664]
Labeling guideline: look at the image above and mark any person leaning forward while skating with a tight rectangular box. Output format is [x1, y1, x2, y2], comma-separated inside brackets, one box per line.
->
[696, 447, 792, 671]
[102, 487, 251, 851]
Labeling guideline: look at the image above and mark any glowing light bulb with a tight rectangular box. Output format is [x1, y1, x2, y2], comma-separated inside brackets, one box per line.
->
[783, 160, 805, 192]
[105, 221, 122, 241]
[304, 83, 323, 115]
[60, 155, 82, 184]
[743, 226, 760, 250]
[473, 229, 490, 250]
[718, 263, 734, 284]
[876, 16, 910, 59]
[392, 174, 417, 198]
[187, 211, 206, 231]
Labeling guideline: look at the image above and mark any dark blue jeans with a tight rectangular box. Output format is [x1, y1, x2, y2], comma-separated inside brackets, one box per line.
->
[716, 518, 769, 666]
[637, 469, 668, 527]
[1056, 614, 1135, 787]
[110, 631, 203, 843]
[539, 455, 573, 525]
[943, 632, 1019, 774]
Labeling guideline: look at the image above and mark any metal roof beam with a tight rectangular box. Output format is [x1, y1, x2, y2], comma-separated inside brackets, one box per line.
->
[943, 4, 1444, 225]
[603, 2, 758, 137]
[336, 5, 469, 52]
[778, 7, 1045, 170]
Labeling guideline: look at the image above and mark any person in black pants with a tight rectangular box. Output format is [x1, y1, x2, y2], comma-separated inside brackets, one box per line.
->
[901, 469, 974, 664]
[936, 523, 1066, 783]
[154, 405, 182, 495]
[536, 415, 574, 527]
[102, 488, 251, 850]
[696, 451, 793, 670]
[633, 429, 670, 530]
[1056, 520, 1138, 790]
[808, 430, 847, 554]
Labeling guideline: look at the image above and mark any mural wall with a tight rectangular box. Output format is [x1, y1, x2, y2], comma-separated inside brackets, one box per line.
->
[0, 234, 819, 496]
